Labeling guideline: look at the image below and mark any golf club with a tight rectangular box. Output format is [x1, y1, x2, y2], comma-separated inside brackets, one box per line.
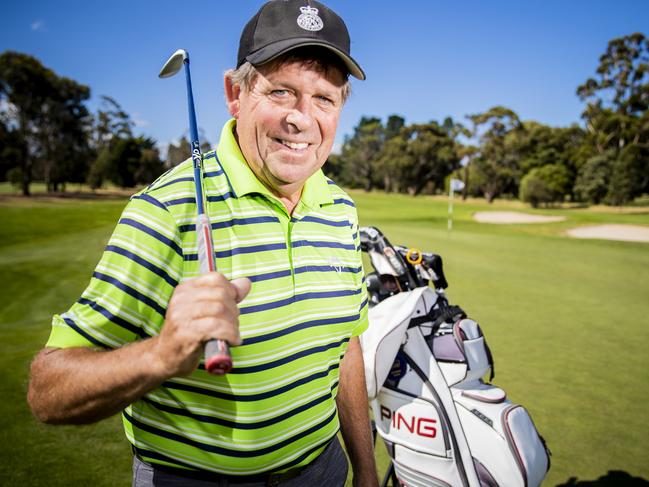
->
[159, 49, 232, 375]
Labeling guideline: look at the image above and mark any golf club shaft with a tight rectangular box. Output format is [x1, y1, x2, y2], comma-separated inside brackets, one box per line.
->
[182, 57, 233, 375]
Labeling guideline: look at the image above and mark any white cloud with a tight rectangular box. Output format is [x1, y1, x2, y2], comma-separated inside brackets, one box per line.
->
[31, 20, 45, 31]
[132, 113, 149, 127]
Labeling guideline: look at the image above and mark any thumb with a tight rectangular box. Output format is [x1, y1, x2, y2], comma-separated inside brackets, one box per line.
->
[231, 277, 252, 303]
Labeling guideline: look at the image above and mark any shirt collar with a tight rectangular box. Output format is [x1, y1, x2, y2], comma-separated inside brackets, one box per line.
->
[216, 119, 334, 210]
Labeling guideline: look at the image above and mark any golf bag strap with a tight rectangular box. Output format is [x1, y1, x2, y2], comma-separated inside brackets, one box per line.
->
[400, 347, 472, 487]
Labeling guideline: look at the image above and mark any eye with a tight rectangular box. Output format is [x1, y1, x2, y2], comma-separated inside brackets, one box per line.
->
[270, 89, 289, 97]
[316, 95, 334, 105]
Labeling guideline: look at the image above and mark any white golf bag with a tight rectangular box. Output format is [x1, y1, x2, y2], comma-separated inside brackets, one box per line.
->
[359, 227, 550, 487]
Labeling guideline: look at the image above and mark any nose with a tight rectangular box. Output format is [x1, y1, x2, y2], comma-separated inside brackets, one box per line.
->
[285, 96, 314, 133]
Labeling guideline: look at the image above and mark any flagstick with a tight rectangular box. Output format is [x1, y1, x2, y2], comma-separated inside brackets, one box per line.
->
[448, 185, 454, 236]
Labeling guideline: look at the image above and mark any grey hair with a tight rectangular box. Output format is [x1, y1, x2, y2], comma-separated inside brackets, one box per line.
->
[225, 60, 351, 104]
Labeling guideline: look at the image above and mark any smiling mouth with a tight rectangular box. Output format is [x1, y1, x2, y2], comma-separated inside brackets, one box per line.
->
[275, 138, 309, 151]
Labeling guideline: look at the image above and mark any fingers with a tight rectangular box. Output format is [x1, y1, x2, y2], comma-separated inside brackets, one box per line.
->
[231, 277, 252, 303]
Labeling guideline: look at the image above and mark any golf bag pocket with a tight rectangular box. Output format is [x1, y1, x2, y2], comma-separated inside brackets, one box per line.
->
[455, 391, 550, 487]
[455, 319, 492, 383]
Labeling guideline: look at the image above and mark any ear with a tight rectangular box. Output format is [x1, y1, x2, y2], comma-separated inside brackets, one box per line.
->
[224, 75, 241, 118]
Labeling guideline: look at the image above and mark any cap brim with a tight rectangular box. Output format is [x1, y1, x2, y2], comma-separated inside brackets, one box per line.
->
[246, 38, 366, 80]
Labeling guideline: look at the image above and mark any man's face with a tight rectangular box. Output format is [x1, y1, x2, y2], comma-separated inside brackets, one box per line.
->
[226, 60, 345, 198]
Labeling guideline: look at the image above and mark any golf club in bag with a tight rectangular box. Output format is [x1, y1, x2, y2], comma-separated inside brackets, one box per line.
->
[359, 227, 550, 487]
[159, 49, 232, 375]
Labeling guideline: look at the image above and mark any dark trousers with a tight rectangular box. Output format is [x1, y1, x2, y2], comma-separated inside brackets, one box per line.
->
[132, 438, 348, 487]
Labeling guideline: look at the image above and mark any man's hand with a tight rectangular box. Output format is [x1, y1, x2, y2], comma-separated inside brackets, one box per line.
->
[154, 273, 251, 377]
[28, 273, 251, 424]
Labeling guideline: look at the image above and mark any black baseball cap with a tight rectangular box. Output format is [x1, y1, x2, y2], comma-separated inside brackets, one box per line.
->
[237, 0, 365, 80]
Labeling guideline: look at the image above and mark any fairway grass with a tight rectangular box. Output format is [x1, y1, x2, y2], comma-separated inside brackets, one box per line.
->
[1, 193, 648, 486]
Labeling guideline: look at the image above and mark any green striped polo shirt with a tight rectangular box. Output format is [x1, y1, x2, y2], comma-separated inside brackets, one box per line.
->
[46, 118, 368, 475]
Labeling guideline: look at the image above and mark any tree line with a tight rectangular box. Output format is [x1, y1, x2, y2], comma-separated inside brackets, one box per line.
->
[1, 33, 647, 205]
[0, 51, 205, 196]
[326, 32, 649, 206]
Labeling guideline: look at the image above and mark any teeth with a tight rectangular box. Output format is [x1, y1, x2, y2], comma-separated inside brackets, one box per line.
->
[280, 139, 308, 150]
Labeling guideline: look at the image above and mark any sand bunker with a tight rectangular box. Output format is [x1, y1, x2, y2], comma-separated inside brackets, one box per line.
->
[473, 211, 567, 224]
[566, 224, 649, 243]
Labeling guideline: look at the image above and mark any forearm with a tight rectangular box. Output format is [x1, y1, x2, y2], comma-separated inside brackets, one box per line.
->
[28, 337, 168, 424]
[336, 337, 378, 486]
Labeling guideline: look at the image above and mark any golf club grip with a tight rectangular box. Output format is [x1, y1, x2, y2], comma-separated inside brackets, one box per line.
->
[205, 339, 232, 375]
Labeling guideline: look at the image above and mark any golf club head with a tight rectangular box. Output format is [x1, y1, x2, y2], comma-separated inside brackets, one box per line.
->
[159, 49, 188, 78]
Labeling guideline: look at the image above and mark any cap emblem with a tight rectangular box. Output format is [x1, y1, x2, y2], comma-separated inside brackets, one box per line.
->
[297, 5, 324, 32]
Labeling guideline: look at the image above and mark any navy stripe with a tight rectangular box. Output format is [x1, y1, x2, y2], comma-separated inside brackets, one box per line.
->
[154, 176, 194, 191]
[327, 180, 336, 185]
[203, 170, 223, 177]
[247, 268, 293, 283]
[165, 362, 341, 402]
[77, 297, 149, 338]
[207, 192, 234, 202]
[214, 242, 286, 258]
[244, 264, 361, 284]
[292, 240, 356, 251]
[141, 385, 335, 430]
[132, 194, 167, 211]
[203, 152, 216, 160]
[163, 193, 234, 207]
[61, 316, 109, 349]
[105, 245, 179, 287]
[119, 218, 183, 257]
[333, 198, 355, 207]
[243, 313, 359, 345]
[230, 337, 350, 374]
[240, 288, 361, 315]
[164, 197, 196, 207]
[360, 297, 368, 310]
[184, 242, 287, 261]
[240, 295, 293, 314]
[213, 216, 280, 229]
[292, 216, 351, 227]
[92, 271, 166, 317]
[179, 216, 281, 233]
[123, 408, 337, 458]
[293, 264, 362, 275]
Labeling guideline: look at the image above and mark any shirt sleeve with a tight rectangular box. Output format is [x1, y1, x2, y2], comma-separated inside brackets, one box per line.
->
[46, 193, 184, 349]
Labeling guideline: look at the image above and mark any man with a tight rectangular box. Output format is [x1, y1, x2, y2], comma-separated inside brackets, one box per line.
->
[27, 1, 378, 486]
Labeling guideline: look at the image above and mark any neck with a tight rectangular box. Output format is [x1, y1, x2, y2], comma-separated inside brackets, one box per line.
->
[273, 185, 302, 215]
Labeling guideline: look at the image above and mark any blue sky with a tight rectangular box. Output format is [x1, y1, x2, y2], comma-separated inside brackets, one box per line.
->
[2, 1, 648, 153]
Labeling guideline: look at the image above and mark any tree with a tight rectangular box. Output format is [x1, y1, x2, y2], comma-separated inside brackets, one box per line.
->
[0, 116, 26, 180]
[577, 32, 648, 117]
[338, 116, 384, 191]
[88, 136, 163, 188]
[576, 33, 649, 204]
[0, 51, 92, 195]
[520, 164, 571, 207]
[467, 106, 523, 202]
[399, 122, 460, 195]
[574, 153, 611, 204]
[92, 95, 133, 151]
